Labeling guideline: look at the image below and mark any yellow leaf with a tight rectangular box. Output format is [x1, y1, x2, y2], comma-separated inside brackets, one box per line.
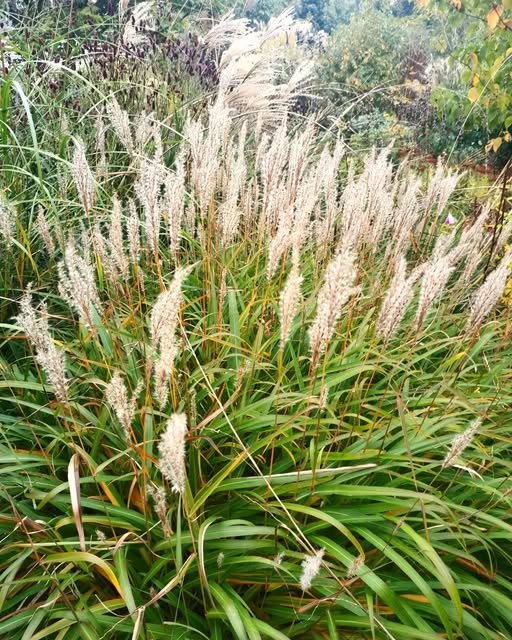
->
[416, 0, 430, 7]
[504, 132, 511, 142]
[487, 5, 503, 29]
[450, 0, 462, 9]
[472, 74, 480, 86]
[504, 0, 512, 9]
[470, 52, 478, 68]
[468, 86, 481, 102]
[488, 136, 503, 153]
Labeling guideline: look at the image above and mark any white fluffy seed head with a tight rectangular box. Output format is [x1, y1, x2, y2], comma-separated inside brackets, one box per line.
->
[158, 413, 187, 494]
[300, 548, 324, 591]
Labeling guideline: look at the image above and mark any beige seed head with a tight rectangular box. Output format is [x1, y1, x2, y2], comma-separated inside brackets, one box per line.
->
[16, 286, 68, 402]
[158, 413, 187, 494]
[442, 420, 481, 469]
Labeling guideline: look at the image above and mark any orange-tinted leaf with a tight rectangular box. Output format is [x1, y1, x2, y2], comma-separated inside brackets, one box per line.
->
[450, 0, 462, 9]
[472, 74, 480, 87]
[504, 132, 511, 142]
[487, 5, 503, 29]
[468, 86, 481, 102]
[470, 52, 478, 68]
[416, 0, 430, 7]
[486, 137, 503, 153]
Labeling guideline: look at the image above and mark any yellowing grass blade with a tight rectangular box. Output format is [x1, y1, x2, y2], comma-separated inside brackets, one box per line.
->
[43, 552, 124, 599]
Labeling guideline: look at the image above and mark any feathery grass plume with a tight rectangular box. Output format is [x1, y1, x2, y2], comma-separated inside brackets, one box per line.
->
[300, 548, 324, 591]
[0, 191, 15, 246]
[92, 223, 120, 284]
[95, 114, 107, 176]
[415, 255, 454, 329]
[135, 157, 166, 255]
[219, 125, 247, 246]
[422, 158, 462, 220]
[314, 139, 345, 248]
[151, 266, 191, 407]
[279, 256, 303, 349]
[384, 177, 421, 263]
[58, 241, 102, 330]
[135, 111, 153, 154]
[377, 257, 419, 343]
[213, 9, 315, 121]
[164, 151, 186, 257]
[203, 12, 250, 48]
[442, 419, 481, 469]
[36, 206, 55, 257]
[260, 118, 289, 231]
[109, 195, 128, 279]
[446, 208, 488, 269]
[148, 484, 171, 537]
[71, 138, 96, 215]
[494, 217, 512, 257]
[267, 204, 293, 281]
[286, 119, 315, 202]
[106, 94, 134, 155]
[105, 371, 141, 440]
[126, 199, 140, 264]
[158, 413, 187, 494]
[309, 246, 359, 365]
[466, 249, 512, 332]
[16, 286, 68, 401]
[185, 97, 231, 214]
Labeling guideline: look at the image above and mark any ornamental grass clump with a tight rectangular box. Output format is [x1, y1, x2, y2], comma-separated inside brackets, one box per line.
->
[2, 26, 512, 639]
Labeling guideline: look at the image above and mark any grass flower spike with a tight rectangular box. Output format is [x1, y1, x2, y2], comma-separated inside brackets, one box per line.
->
[158, 413, 187, 494]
